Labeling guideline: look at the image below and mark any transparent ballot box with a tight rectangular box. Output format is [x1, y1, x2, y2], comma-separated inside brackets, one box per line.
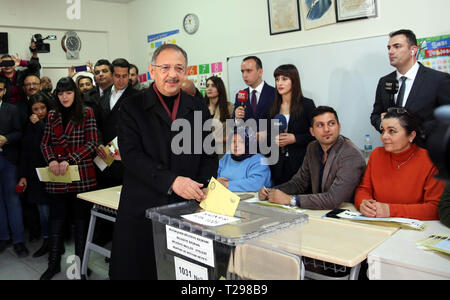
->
[146, 201, 308, 280]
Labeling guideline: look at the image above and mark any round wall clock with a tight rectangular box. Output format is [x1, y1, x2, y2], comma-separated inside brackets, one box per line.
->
[61, 31, 81, 59]
[183, 13, 199, 35]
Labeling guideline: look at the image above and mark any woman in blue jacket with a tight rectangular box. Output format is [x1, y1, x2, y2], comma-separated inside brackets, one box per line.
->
[217, 127, 272, 192]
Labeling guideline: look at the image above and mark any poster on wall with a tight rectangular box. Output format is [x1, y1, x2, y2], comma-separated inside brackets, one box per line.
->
[188, 62, 224, 97]
[147, 29, 180, 76]
[336, 0, 377, 22]
[417, 34, 450, 74]
[300, 0, 337, 30]
[267, 0, 301, 35]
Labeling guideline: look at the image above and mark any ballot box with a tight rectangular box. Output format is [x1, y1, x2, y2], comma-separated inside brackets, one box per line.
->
[146, 201, 308, 280]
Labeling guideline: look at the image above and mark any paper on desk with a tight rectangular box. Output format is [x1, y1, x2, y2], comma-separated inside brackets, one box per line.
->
[199, 177, 240, 217]
[182, 211, 240, 227]
[337, 211, 426, 230]
[36, 166, 81, 183]
[244, 198, 305, 213]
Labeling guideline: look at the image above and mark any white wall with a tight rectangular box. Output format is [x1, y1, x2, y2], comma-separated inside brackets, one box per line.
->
[0, 0, 130, 84]
[127, 0, 450, 93]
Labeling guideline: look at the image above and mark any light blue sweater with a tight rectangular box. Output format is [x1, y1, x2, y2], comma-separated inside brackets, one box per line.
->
[218, 153, 272, 192]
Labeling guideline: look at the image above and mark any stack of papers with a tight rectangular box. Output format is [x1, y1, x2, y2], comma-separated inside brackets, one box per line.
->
[337, 211, 426, 230]
[416, 233, 450, 255]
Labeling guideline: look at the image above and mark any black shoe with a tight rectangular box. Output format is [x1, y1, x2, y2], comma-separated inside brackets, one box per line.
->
[32, 238, 49, 258]
[0, 240, 11, 253]
[13, 243, 29, 258]
[40, 265, 61, 280]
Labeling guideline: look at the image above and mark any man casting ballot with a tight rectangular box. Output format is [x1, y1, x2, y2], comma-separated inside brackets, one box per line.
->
[110, 44, 218, 280]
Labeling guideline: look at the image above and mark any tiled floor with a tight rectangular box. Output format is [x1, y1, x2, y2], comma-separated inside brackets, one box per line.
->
[0, 237, 109, 280]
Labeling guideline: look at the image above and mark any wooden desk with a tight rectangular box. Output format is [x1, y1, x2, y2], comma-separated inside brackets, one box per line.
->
[77, 185, 121, 210]
[77, 186, 122, 279]
[368, 221, 450, 280]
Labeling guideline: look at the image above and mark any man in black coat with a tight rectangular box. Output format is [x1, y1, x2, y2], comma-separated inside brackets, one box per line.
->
[96, 58, 140, 187]
[371, 29, 450, 137]
[109, 45, 218, 280]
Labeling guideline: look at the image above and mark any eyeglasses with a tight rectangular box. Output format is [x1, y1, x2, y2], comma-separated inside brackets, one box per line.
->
[152, 64, 186, 74]
[23, 83, 40, 88]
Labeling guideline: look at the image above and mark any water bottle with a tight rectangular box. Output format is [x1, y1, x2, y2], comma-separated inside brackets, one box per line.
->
[363, 134, 373, 159]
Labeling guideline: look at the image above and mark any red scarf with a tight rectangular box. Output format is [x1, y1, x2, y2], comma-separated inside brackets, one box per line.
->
[152, 84, 181, 122]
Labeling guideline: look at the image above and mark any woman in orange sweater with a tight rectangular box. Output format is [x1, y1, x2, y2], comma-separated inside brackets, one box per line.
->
[355, 108, 444, 220]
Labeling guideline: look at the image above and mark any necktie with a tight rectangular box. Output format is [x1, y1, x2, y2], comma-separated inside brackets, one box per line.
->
[396, 76, 407, 107]
[251, 90, 257, 115]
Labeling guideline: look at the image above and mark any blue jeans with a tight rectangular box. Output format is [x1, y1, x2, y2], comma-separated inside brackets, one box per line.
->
[37, 204, 50, 239]
[0, 156, 25, 244]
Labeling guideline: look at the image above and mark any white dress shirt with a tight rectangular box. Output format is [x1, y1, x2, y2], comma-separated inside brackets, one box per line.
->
[110, 86, 126, 110]
[395, 62, 420, 107]
[248, 81, 265, 105]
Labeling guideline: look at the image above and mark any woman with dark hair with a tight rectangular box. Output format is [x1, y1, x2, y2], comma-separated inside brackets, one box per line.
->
[217, 127, 271, 192]
[205, 76, 234, 157]
[40, 77, 98, 280]
[269, 64, 316, 186]
[17, 94, 51, 258]
[355, 108, 445, 220]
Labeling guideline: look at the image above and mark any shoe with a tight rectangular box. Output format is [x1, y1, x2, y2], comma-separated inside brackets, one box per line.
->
[0, 240, 11, 254]
[32, 238, 49, 258]
[13, 243, 29, 258]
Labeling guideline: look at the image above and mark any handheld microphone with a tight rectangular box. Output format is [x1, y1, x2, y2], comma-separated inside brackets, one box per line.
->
[274, 114, 288, 155]
[237, 90, 248, 107]
[385, 78, 399, 108]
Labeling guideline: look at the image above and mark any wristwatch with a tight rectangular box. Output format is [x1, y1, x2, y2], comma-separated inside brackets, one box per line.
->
[289, 195, 297, 207]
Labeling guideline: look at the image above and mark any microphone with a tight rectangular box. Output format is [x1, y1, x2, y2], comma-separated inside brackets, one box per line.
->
[274, 114, 288, 155]
[237, 90, 248, 107]
[385, 78, 399, 108]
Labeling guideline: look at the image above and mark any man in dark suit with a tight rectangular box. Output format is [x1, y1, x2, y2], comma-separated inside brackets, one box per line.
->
[110, 44, 218, 280]
[0, 76, 29, 257]
[234, 56, 275, 144]
[371, 29, 450, 137]
[97, 58, 139, 186]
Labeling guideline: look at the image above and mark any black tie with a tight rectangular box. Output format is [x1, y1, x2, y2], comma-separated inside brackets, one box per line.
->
[396, 76, 407, 107]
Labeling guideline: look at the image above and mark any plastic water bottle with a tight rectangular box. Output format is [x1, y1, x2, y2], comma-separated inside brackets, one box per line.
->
[363, 134, 373, 159]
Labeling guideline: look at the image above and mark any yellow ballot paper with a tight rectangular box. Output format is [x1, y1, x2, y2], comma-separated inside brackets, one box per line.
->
[36, 166, 81, 183]
[200, 177, 240, 217]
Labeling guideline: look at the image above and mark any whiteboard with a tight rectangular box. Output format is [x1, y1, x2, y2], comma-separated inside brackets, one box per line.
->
[227, 35, 396, 149]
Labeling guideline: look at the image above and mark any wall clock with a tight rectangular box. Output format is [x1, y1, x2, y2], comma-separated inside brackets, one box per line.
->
[183, 13, 199, 35]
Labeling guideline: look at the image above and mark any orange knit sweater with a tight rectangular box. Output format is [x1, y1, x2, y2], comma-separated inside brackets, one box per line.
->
[354, 144, 445, 220]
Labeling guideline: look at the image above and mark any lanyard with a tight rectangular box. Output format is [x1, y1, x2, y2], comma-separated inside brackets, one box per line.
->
[153, 84, 181, 122]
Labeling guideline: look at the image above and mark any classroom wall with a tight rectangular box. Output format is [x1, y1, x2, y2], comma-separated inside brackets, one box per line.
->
[127, 0, 450, 96]
[0, 0, 130, 84]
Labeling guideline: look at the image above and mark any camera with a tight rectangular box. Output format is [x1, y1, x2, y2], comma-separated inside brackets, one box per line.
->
[31, 34, 57, 54]
[427, 105, 450, 181]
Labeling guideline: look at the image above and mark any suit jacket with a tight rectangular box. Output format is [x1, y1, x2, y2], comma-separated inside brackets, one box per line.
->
[269, 97, 316, 185]
[371, 63, 450, 136]
[277, 135, 366, 210]
[98, 85, 140, 183]
[0, 101, 22, 165]
[110, 84, 218, 280]
[41, 107, 98, 194]
[233, 82, 276, 129]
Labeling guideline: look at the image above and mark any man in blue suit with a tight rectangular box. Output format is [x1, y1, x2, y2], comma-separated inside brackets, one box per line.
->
[234, 56, 275, 136]
[371, 29, 450, 138]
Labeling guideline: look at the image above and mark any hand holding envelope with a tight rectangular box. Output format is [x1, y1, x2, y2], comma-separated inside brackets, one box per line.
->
[200, 177, 240, 217]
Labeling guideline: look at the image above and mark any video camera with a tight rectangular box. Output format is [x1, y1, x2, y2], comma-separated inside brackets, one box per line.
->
[31, 34, 57, 54]
[427, 105, 450, 181]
